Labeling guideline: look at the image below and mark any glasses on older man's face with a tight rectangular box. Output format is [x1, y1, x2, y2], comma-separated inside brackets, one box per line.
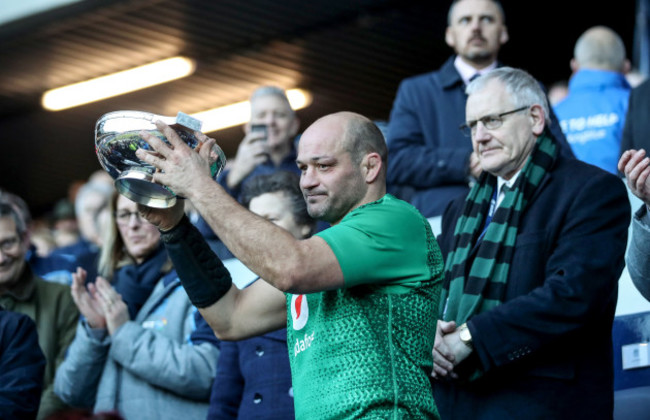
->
[115, 210, 144, 226]
[0, 236, 20, 254]
[459, 106, 530, 137]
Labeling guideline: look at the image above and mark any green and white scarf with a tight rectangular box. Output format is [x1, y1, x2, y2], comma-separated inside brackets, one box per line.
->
[440, 130, 557, 324]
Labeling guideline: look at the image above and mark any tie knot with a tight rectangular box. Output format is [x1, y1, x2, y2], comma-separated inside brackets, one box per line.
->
[498, 184, 512, 201]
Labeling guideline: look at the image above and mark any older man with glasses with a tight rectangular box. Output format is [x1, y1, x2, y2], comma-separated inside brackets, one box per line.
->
[0, 200, 79, 419]
[432, 67, 630, 419]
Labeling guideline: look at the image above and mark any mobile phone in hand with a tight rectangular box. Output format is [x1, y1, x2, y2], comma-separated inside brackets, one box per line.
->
[250, 124, 267, 141]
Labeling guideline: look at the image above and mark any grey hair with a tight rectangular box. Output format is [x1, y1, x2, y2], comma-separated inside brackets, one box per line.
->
[447, 0, 505, 26]
[574, 26, 627, 72]
[0, 202, 27, 237]
[74, 181, 113, 218]
[0, 191, 30, 234]
[466, 67, 550, 123]
[250, 86, 295, 115]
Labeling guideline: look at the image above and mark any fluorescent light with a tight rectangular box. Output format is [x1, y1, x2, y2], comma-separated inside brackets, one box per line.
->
[42, 56, 195, 111]
[192, 88, 313, 133]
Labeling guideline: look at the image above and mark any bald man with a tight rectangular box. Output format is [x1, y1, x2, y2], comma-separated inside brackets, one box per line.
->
[554, 25, 631, 174]
[134, 112, 444, 419]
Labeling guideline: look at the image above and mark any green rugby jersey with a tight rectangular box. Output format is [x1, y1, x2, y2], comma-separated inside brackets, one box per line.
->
[286, 194, 443, 419]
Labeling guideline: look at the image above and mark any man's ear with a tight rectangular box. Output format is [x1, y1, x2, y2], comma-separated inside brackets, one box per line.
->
[20, 230, 32, 253]
[243, 121, 252, 135]
[362, 152, 382, 184]
[289, 116, 300, 138]
[445, 27, 456, 49]
[622, 59, 631, 75]
[499, 26, 509, 45]
[530, 105, 546, 136]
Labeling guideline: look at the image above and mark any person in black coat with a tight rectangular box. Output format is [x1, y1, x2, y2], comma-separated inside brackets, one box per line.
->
[620, 78, 650, 157]
[433, 67, 629, 419]
[0, 306, 46, 420]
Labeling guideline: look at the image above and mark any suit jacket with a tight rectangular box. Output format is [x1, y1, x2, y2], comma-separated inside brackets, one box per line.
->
[620, 79, 650, 155]
[0, 266, 78, 420]
[627, 205, 650, 301]
[386, 55, 573, 218]
[207, 328, 294, 420]
[435, 154, 630, 419]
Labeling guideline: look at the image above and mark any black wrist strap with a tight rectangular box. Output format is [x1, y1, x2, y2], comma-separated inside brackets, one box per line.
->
[160, 215, 232, 308]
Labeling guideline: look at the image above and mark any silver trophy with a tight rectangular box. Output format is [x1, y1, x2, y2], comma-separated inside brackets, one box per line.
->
[95, 110, 226, 208]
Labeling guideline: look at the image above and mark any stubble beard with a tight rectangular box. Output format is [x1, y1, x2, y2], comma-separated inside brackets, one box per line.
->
[306, 200, 331, 223]
[463, 48, 494, 66]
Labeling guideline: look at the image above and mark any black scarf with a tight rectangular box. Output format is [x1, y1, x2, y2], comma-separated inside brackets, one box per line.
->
[113, 243, 170, 319]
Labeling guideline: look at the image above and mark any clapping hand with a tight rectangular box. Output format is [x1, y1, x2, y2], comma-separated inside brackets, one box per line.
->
[71, 267, 106, 329]
[619, 149, 650, 206]
[94, 277, 130, 336]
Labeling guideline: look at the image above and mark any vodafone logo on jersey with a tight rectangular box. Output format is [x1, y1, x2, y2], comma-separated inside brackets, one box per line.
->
[291, 294, 309, 330]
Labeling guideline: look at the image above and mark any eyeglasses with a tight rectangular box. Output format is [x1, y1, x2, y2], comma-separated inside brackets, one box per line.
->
[0, 236, 20, 253]
[115, 210, 144, 225]
[459, 106, 530, 137]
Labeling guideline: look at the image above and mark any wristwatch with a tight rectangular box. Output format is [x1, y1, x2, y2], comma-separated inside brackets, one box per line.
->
[458, 323, 473, 349]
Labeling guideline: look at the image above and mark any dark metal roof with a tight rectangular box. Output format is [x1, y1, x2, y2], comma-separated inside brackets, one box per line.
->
[0, 0, 635, 217]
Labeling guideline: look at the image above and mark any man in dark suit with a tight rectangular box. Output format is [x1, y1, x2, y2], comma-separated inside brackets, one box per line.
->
[619, 147, 650, 302]
[433, 67, 630, 419]
[386, 0, 572, 219]
[620, 79, 650, 156]
[618, 77, 650, 301]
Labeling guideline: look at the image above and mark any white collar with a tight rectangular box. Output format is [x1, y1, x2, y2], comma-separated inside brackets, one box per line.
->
[497, 170, 522, 194]
[454, 56, 498, 86]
